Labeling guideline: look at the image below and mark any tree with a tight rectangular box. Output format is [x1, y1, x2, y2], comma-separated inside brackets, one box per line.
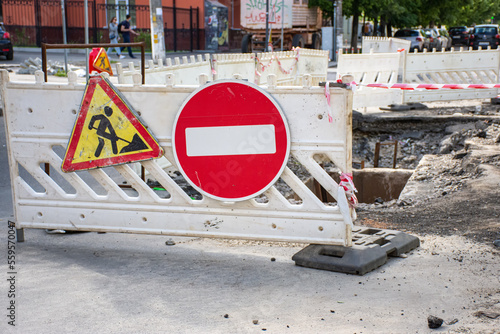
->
[310, 0, 500, 49]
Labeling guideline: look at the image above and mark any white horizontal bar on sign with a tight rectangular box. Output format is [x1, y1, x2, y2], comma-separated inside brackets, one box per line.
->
[185, 125, 276, 157]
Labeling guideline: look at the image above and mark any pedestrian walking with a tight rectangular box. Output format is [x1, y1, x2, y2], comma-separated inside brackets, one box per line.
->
[119, 14, 139, 58]
[108, 17, 125, 59]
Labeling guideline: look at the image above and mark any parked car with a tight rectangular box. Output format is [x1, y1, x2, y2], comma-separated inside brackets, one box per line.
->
[448, 26, 470, 45]
[426, 27, 449, 51]
[0, 23, 13, 60]
[393, 29, 429, 52]
[439, 28, 452, 50]
[423, 28, 442, 51]
[470, 24, 500, 49]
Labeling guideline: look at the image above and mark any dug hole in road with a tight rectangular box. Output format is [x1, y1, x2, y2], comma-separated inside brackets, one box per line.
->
[0, 93, 499, 333]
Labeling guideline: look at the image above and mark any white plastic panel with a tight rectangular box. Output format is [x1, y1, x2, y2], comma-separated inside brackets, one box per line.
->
[402, 48, 500, 103]
[337, 51, 403, 109]
[362, 37, 411, 54]
[116, 54, 213, 85]
[1, 70, 354, 246]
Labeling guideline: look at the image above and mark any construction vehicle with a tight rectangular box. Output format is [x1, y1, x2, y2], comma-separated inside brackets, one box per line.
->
[240, 0, 322, 52]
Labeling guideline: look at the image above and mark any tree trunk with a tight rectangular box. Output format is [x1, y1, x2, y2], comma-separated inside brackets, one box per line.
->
[351, 14, 359, 49]
[350, 0, 360, 50]
[386, 19, 392, 37]
[373, 17, 378, 36]
[380, 16, 386, 37]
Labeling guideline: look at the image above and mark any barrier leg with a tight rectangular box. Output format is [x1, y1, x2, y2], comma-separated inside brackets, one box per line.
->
[292, 226, 420, 275]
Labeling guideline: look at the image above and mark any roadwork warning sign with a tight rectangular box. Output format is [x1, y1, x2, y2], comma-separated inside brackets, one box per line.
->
[92, 48, 113, 75]
[61, 75, 163, 172]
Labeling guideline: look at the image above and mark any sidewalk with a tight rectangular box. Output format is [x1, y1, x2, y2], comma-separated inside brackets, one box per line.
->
[12, 46, 338, 68]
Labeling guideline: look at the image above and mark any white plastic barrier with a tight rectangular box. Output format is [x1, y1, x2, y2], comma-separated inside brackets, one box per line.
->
[402, 48, 500, 103]
[255, 51, 299, 86]
[362, 37, 411, 54]
[116, 54, 213, 85]
[256, 49, 329, 86]
[116, 49, 329, 88]
[338, 48, 500, 109]
[295, 49, 330, 86]
[212, 53, 256, 82]
[337, 51, 402, 109]
[1, 70, 355, 246]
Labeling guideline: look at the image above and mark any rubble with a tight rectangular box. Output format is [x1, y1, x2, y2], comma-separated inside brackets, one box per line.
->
[427, 315, 444, 329]
[17, 57, 83, 75]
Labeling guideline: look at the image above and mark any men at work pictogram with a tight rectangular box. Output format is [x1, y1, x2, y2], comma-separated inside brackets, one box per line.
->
[88, 106, 147, 157]
[97, 54, 110, 72]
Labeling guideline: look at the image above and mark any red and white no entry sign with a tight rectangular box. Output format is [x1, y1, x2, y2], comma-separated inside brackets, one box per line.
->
[172, 80, 290, 201]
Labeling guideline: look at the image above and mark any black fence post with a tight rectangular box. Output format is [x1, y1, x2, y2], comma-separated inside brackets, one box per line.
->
[34, 0, 42, 46]
[173, 0, 177, 51]
[64, 0, 69, 43]
[196, 7, 200, 50]
[189, 6, 193, 51]
[92, 0, 98, 43]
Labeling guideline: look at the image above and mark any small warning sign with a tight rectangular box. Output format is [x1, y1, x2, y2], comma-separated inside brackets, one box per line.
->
[61, 75, 163, 172]
[92, 48, 113, 75]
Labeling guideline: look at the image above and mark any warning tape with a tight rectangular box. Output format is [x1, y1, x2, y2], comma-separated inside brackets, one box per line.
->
[255, 47, 301, 77]
[357, 83, 500, 90]
[324, 81, 333, 123]
[340, 172, 358, 208]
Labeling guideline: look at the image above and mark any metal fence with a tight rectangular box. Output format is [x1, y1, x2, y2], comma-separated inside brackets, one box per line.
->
[0, 0, 201, 51]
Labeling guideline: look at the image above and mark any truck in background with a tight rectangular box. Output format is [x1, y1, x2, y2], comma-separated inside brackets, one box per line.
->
[240, 0, 322, 52]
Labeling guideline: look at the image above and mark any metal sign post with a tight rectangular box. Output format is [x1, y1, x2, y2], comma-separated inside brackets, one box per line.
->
[265, 0, 269, 52]
[60, 0, 68, 73]
[84, 0, 89, 81]
[149, 0, 166, 62]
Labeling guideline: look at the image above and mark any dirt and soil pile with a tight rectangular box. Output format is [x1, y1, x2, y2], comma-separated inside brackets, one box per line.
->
[353, 100, 500, 245]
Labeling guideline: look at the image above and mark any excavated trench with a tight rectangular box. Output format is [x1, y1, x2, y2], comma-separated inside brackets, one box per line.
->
[350, 105, 500, 204]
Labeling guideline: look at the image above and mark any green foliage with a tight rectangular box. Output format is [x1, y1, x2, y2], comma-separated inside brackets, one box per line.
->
[309, 0, 337, 22]
[55, 70, 68, 77]
[311, 0, 500, 28]
[133, 30, 152, 52]
[12, 27, 33, 46]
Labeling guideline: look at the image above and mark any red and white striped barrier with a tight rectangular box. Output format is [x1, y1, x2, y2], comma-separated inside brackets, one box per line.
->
[364, 83, 500, 90]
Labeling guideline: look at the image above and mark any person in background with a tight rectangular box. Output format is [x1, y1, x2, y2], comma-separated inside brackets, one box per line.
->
[108, 17, 125, 59]
[120, 14, 139, 58]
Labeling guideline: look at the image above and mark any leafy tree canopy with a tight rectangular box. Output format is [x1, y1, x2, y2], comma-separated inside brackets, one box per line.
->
[310, 0, 500, 28]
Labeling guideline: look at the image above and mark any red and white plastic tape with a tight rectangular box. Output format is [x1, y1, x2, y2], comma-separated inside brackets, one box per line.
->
[340, 172, 358, 208]
[333, 74, 500, 90]
[255, 47, 301, 83]
[364, 83, 500, 90]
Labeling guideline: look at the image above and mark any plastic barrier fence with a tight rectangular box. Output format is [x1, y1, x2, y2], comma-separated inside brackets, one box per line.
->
[337, 51, 402, 109]
[1, 70, 355, 246]
[116, 49, 329, 87]
[361, 37, 411, 54]
[116, 54, 213, 85]
[256, 49, 329, 86]
[338, 48, 500, 109]
[212, 53, 256, 82]
[402, 48, 500, 103]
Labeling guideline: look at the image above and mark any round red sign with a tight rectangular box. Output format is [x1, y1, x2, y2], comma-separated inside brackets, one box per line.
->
[172, 80, 290, 201]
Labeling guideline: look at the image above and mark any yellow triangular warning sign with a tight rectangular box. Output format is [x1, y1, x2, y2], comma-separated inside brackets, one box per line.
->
[61, 75, 163, 172]
[93, 48, 113, 75]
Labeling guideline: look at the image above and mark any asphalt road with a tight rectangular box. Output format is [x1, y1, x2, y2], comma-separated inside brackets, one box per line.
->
[0, 48, 497, 333]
